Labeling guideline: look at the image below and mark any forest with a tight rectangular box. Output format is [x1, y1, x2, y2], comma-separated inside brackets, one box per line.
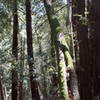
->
[0, 0, 100, 100]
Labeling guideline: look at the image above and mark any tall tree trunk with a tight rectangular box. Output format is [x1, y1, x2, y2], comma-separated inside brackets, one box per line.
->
[25, 0, 40, 100]
[12, 0, 18, 100]
[0, 78, 5, 100]
[89, 0, 100, 99]
[43, 0, 70, 99]
[65, 1, 80, 99]
[73, 0, 93, 99]
[60, 36, 80, 100]
[18, 37, 25, 100]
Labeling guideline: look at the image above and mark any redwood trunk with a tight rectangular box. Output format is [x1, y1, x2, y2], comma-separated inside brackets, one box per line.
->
[89, 0, 100, 98]
[25, 0, 40, 100]
[73, 0, 93, 99]
[12, 0, 18, 100]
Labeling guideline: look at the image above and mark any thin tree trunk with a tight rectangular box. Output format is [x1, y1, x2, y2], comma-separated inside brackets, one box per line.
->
[0, 78, 5, 100]
[65, 0, 80, 99]
[18, 81, 23, 100]
[18, 37, 25, 100]
[25, 0, 40, 100]
[12, 0, 18, 100]
[56, 39, 70, 100]
[60, 35, 80, 100]
[43, 0, 70, 99]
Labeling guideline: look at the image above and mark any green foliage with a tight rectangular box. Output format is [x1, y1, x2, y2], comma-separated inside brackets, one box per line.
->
[0, 0, 74, 100]
[79, 16, 88, 25]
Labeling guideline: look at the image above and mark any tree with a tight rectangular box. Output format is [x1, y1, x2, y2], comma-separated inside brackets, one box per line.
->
[25, 0, 40, 99]
[18, 36, 25, 100]
[0, 78, 5, 100]
[89, 0, 100, 99]
[12, 0, 19, 100]
[1, 0, 100, 99]
[65, 1, 80, 99]
[43, 0, 70, 99]
[72, 0, 93, 99]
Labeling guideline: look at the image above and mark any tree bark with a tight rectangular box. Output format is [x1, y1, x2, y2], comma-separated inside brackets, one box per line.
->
[18, 37, 25, 100]
[60, 36, 80, 100]
[43, 0, 70, 99]
[25, 0, 40, 100]
[65, 0, 80, 100]
[0, 78, 5, 100]
[89, 0, 100, 99]
[12, 0, 18, 100]
[73, 0, 93, 100]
